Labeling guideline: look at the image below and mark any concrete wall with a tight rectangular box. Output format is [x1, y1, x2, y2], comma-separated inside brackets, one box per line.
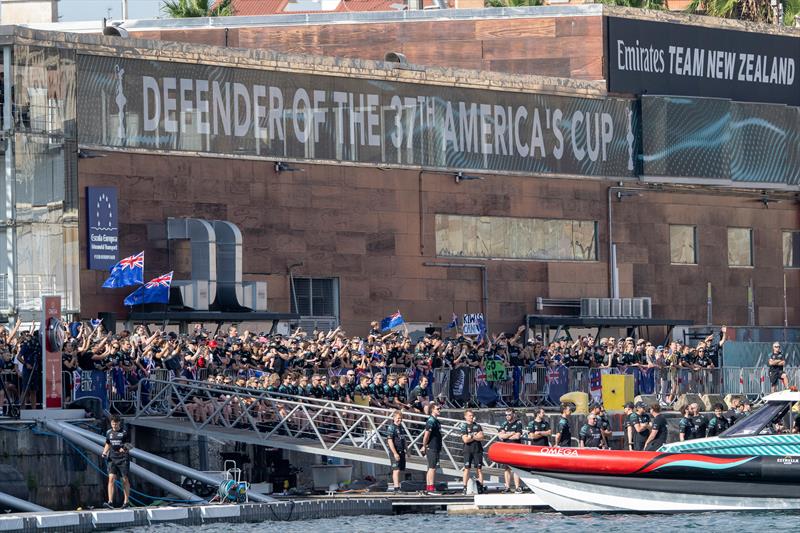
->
[129, 13, 605, 80]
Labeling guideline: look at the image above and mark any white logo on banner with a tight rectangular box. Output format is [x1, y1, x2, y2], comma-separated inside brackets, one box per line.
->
[114, 65, 127, 140]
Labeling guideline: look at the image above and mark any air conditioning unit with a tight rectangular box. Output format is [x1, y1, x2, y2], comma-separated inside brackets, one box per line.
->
[173, 280, 210, 311]
[632, 298, 644, 318]
[580, 298, 600, 317]
[610, 298, 622, 317]
[241, 281, 268, 311]
[641, 297, 652, 319]
[621, 298, 632, 317]
[599, 298, 611, 317]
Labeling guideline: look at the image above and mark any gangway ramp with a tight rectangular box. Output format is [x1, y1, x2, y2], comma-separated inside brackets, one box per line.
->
[128, 379, 506, 480]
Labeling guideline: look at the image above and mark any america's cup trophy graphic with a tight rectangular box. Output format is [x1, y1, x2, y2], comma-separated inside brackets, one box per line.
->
[626, 108, 634, 171]
[114, 65, 127, 140]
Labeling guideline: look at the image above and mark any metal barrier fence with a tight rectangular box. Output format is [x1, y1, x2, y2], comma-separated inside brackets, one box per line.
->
[4, 365, 798, 416]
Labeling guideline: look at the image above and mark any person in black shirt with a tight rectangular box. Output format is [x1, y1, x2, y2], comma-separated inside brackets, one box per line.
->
[632, 402, 652, 451]
[386, 410, 407, 492]
[578, 415, 604, 448]
[644, 404, 668, 451]
[102, 415, 132, 508]
[497, 409, 524, 493]
[554, 403, 573, 448]
[706, 403, 730, 437]
[679, 405, 694, 441]
[768, 342, 789, 392]
[527, 408, 551, 446]
[422, 404, 443, 494]
[408, 375, 430, 414]
[689, 403, 708, 440]
[459, 410, 485, 494]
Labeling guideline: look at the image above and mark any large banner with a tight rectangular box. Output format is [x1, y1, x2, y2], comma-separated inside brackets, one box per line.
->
[76, 54, 638, 178]
[73, 370, 109, 410]
[641, 95, 800, 185]
[606, 16, 800, 106]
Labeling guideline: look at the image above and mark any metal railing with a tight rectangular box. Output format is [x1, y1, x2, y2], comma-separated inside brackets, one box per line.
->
[132, 378, 505, 478]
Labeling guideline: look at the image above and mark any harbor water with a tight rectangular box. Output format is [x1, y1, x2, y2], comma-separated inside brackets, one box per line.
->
[123, 511, 800, 533]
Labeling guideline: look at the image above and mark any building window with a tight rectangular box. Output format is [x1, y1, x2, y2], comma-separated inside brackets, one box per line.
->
[727, 228, 753, 267]
[784, 231, 800, 268]
[670, 225, 697, 265]
[291, 277, 339, 317]
[435, 214, 597, 261]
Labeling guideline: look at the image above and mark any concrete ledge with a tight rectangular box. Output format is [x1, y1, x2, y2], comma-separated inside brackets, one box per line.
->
[91, 510, 135, 525]
[199, 505, 240, 519]
[474, 493, 547, 508]
[35, 512, 80, 528]
[0, 517, 23, 531]
[146, 507, 189, 521]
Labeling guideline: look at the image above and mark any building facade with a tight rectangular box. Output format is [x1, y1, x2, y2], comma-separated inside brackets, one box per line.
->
[0, 6, 798, 333]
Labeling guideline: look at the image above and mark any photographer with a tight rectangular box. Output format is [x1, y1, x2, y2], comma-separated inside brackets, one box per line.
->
[19, 330, 41, 410]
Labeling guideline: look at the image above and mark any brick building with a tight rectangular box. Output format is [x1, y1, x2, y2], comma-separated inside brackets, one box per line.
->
[1, 6, 798, 334]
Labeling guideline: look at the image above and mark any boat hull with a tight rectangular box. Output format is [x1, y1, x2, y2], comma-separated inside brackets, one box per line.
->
[487, 443, 800, 513]
[515, 469, 800, 513]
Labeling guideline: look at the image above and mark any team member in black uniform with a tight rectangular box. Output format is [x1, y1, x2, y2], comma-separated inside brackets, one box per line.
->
[578, 414, 604, 448]
[623, 402, 635, 450]
[422, 404, 443, 495]
[689, 402, 708, 440]
[589, 403, 611, 448]
[459, 410, 485, 494]
[632, 402, 652, 451]
[386, 410, 407, 492]
[644, 404, 668, 451]
[527, 408, 551, 446]
[679, 405, 694, 441]
[706, 403, 730, 437]
[768, 343, 789, 392]
[554, 404, 573, 448]
[497, 409, 524, 493]
[102, 415, 132, 508]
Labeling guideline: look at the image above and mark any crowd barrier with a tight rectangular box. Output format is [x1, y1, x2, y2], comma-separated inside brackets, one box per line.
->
[2, 365, 797, 414]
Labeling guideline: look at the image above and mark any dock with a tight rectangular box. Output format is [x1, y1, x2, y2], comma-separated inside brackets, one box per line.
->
[0, 492, 548, 532]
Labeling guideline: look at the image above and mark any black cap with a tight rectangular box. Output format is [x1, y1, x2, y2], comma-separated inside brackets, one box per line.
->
[635, 401, 647, 409]
[624, 402, 635, 409]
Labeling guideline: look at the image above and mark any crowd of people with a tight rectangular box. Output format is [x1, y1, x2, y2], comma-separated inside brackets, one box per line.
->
[0, 316, 791, 416]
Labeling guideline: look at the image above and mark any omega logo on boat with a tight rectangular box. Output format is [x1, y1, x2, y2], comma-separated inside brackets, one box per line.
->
[539, 448, 579, 457]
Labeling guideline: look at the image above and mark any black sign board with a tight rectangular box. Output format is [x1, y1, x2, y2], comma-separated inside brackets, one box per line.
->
[606, 16, 800, 106]
[76, 54, 638, 178]
[86, 186, 119, 270]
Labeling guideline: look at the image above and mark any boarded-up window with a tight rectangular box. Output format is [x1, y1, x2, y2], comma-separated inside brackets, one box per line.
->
[670, 225, 697, 264]
[784, 231, 800, 268]
[727, 228, 753, 267]
[435, 214, 597, 261]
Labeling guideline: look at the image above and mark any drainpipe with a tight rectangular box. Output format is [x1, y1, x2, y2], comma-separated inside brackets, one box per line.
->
[423, 262, 488, 332]
[65, 424, 277, 503]
[43, 420, 203, 502]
